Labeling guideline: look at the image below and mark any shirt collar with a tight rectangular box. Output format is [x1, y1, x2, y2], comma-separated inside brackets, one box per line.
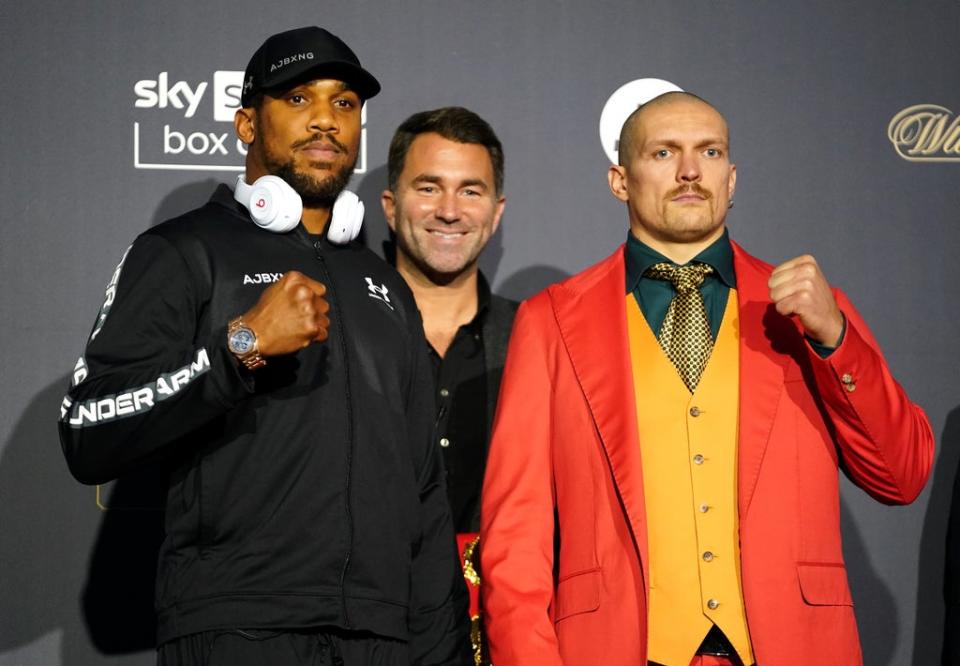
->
[432, 272, 490, 353]
[475, 271, 492, 320]
[624, 228, 737, 294]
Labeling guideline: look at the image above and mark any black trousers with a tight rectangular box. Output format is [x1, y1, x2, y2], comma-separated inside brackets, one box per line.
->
[158, 628, 410, 666]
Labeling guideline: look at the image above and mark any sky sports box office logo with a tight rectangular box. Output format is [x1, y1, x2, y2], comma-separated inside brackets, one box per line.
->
[132, 71, 368, 172]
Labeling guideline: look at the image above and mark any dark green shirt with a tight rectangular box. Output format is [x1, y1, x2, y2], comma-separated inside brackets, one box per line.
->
[625, 230, 736, 341]
[624, 230, 841, 356]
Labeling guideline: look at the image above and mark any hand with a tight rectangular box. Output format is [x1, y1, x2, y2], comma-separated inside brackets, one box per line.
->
[240, 271, 330, 356]
[768, 255, 844, 347]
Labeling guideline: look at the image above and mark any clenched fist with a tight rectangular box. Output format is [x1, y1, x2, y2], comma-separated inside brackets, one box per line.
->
[768, 255, 844, 348]
[240, 271, 330, 356]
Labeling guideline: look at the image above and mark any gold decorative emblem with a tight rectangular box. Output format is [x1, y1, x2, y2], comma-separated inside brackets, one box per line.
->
[888, 104, 960, 162]
[470, 615, 485, 666]
[459, 534, 488, 665]
[462, 534, 481, 586]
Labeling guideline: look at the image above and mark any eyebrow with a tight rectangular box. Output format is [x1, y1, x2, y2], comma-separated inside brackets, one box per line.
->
[411, 174, 490, 190]
[284, 80, 356, 95]
[646, 136, 728, 150]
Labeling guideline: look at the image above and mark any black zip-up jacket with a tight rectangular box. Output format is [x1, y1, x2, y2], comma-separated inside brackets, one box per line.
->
[58, 185, 471, 663]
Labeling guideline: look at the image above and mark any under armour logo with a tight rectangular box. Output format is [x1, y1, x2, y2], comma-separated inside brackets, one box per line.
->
[365, 277, 394, 310]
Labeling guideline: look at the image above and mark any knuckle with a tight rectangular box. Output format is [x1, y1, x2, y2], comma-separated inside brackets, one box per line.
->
[284, 271, 305, 287]
[294, 284, 313, 301]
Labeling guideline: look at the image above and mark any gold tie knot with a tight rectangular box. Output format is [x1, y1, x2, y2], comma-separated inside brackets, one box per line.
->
[646, 262, 714, 294]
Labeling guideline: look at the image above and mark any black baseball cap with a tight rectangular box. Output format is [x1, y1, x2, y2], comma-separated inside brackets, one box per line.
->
[241, 26, 380, 107]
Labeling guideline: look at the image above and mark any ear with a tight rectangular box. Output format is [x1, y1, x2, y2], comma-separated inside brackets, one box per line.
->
[491, 195, 506, 236]
[608, 165, 629, 202]
[380, 189, 397, 232]
[235, 107, 256, 145]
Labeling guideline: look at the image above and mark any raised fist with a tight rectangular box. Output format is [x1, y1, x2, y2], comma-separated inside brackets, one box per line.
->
[768, 255, 844, 348]
[239, 271, 330, 356]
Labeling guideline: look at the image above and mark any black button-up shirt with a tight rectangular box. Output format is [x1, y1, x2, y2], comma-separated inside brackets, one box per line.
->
[428, 275, 492, 533]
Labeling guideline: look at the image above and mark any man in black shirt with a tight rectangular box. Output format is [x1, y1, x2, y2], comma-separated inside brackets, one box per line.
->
[381, 108, 517, 661]
[381, 107, 517, 535]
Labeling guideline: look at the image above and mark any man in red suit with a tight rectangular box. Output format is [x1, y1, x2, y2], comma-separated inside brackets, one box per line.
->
[480, 92, 934, 665]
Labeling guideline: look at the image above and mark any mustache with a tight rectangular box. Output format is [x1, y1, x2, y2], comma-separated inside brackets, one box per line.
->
[292, 133, 347, 153]
[666, 183, 712, 200]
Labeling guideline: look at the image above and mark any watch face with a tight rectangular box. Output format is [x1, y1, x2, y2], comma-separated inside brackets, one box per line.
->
[229, 328, 255, 354]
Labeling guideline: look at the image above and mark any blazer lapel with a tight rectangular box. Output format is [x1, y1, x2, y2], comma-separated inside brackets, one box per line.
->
[549, 248, 649, 585]
[733, 242, 790, 519]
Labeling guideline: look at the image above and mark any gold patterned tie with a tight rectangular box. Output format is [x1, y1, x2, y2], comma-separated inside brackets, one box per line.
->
[646, 262, 715, 392]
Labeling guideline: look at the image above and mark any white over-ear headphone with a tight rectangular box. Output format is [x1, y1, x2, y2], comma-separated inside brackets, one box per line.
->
[233, 174, 364, 244]
[327, 189, 365, 245]
[234, 174, 301, 233]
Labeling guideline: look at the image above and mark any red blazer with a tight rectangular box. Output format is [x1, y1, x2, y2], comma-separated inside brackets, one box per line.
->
[480, 242, 934, 666]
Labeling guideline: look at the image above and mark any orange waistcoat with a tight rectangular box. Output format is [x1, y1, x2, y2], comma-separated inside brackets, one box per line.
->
[626, 292, 754, 666]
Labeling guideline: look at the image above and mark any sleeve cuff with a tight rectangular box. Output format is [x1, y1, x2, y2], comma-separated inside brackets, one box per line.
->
[206, 325, 257, 405]
[806, 315, 847, 359]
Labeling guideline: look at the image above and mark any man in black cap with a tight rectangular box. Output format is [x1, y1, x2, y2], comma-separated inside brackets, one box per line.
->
[59, 26, 471, 665]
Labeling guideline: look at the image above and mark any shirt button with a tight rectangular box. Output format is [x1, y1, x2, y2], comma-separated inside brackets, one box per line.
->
[845, 383, 856, 393]
[440, 437, 450, 448]
[693, 454, 704, 465]
[689, 406, 701, 417]
[699, 503, 710, 513]
[707, 598, 720, 610]
[439, 388, 450, 398]
[703, 551, 714, 562]
[841, 373, 853, 384]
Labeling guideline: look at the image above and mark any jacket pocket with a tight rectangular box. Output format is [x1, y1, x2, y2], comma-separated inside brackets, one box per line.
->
[554, 567, 601, 622]
[797, 562, 854, 606]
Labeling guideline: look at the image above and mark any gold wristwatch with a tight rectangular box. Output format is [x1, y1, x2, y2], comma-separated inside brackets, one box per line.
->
[227, 317, 266, 370]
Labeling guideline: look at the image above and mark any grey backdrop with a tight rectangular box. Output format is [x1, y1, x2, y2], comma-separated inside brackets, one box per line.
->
[1, 2, 958, 664]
